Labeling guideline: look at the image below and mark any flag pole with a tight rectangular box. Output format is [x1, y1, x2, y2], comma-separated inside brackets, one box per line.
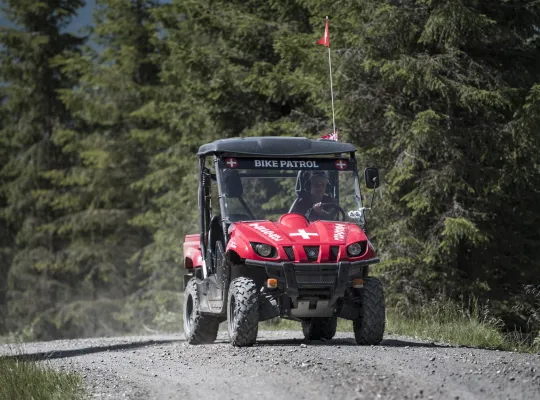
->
[326, 16, 336, 137]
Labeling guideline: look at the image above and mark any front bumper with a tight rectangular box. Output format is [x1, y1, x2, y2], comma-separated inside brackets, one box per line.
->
[245, 258, 380, 308]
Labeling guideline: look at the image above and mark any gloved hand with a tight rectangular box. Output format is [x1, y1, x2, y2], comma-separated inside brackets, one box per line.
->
[312, 202, 330, 216]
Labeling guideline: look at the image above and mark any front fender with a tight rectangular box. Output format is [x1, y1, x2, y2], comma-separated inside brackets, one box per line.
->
[226, 234, 251, 258]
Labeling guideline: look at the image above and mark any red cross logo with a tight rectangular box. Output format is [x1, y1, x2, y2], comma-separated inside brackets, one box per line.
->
[290, 229, 319, 240]
[225, 158, 238, 168]
[335, 159, 347, 170]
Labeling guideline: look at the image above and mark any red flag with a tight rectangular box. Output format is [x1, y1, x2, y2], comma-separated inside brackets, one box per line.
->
[317, 18, 330, 47]
[320, 129, 338, 141]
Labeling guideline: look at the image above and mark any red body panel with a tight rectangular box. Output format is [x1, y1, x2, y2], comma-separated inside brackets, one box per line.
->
[183, 214, 376, 267]
[183, 234, 202, 269]
[226, 213, 376, 262]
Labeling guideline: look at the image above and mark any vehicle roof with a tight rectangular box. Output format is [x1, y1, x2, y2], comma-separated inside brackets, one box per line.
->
[197, 136, 356, 157]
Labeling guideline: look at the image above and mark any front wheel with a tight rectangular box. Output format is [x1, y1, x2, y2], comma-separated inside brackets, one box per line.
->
[227, 277, 259, 347]
[353, 277, 385, 345]
[183, 278, 220, 344]
[302, 316, 337, 340]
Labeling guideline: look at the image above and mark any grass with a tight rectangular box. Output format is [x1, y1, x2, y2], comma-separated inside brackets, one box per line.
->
[0, 356, 83, 400]
[385, 299, 540, 353]
[386, 307, 506, 349]
[260, 298, 540, 353]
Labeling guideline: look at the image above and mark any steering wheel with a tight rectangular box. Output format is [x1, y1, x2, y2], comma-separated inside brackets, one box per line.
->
[307, 203, 346, 221]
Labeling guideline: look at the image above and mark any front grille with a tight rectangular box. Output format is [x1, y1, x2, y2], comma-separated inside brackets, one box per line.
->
[348, 266, 363, 276]
[329, 246, 340, 261]
[283, 246, 295, 261]
[296, 275, 336, 285]
[294, 264, 338, 288]
[304, 246, 319, 262]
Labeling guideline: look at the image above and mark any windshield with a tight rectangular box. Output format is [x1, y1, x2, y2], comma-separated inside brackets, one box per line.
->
[217, 157, 366, 226]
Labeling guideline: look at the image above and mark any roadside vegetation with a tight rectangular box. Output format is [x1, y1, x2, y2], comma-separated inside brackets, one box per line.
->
[0, 357, 83, 400]
[385, 299, 540, 353]
[261, 298, 540, 353]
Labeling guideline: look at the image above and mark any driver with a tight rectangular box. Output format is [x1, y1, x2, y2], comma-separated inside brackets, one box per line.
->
[291, 171, 338, 220]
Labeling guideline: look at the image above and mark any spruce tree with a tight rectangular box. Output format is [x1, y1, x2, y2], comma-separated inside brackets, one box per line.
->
[0, 0, 85, 338]
[0, 96, 12, 334]
[33, 0, 163, 337]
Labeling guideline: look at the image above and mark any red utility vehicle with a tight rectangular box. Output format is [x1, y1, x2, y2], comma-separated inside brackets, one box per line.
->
[183, 137, 384, 346]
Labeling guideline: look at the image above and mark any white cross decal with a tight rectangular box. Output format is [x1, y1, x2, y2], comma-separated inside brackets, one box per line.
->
[290, 229, 319, 240]
[335, 159, 347, 170]
[225, 158, 238, 168]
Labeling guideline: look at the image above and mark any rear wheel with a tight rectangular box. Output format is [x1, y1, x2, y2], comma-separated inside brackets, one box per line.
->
[227, 277, 259, 347]
[302, 316, 337, 340]
[353, 277, 385, 345]
[183, 278, 220, 344]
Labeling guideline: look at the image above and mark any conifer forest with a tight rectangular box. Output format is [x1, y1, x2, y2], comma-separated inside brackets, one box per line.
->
[1, 0, 540, 341]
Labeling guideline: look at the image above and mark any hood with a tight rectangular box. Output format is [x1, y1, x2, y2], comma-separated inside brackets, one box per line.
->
[231, 213, 367, 246]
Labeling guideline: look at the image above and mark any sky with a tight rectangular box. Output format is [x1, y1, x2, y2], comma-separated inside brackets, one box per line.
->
[68, 0, 96, 34]
[0, 0, 96, 33]
[1, 1, 170, 53]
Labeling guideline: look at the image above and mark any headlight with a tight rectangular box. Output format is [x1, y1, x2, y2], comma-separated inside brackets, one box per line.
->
[255, 243, 273, 257]
[347, 242, 364, 257]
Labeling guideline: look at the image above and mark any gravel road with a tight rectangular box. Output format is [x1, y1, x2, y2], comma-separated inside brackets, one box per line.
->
[2, 330, 540, 400]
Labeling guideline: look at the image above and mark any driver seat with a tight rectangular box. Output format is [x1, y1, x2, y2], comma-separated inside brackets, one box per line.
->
[222, 169, 254, 221]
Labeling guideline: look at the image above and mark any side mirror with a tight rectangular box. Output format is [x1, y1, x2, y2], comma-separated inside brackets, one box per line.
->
[364, 167, 380, 189]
